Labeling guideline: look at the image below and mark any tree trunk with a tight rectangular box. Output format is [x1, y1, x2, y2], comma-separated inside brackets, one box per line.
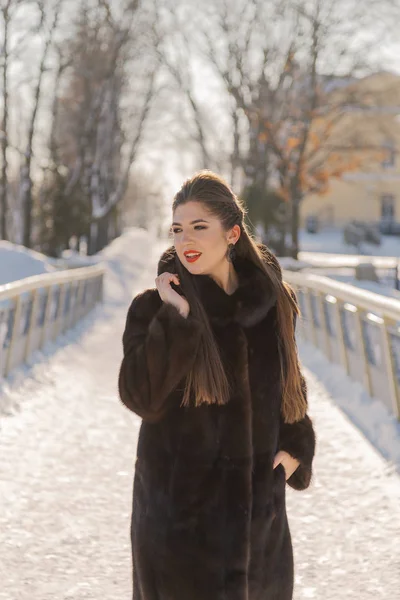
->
[21, 2, 62, 248]
[0, 3, 10, 241]
[290, 194, 301, 260]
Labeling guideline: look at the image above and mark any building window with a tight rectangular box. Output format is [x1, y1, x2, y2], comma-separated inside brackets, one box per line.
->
[382, 140, 396, 168]
[381, 194, 395, 221]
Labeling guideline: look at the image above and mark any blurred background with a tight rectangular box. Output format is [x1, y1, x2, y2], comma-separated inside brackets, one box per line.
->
[1, 0, 400, 261]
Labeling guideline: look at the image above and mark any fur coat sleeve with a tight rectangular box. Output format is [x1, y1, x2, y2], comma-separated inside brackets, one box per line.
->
[277, 302, 316, 492]
[277, 375, 316, 491]
[118, 289, 203, 423]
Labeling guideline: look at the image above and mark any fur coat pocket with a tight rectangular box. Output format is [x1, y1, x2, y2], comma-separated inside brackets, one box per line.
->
[272, 463, 286, 520]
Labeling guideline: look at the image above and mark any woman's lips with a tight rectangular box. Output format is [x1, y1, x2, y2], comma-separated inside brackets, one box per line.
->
[184, 252, 202, 263]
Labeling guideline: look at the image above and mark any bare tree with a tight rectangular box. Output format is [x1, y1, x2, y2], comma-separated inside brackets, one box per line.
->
[151, 2, 213, 170]
[198, 0, 274, 189]
[195, 0, 400, 257]
[0, 0, 12, 240]
[0, 0, 162, 254]
[51, 0, 160, 253]
[0, 0, 32, 241]
[17, 0, 63, 248]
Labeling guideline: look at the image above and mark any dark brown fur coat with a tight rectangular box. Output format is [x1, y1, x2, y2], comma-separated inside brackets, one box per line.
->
[118, 245, 316, 600]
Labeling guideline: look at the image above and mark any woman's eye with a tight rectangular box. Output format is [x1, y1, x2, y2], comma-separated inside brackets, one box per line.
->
[171, 226, 207, 233]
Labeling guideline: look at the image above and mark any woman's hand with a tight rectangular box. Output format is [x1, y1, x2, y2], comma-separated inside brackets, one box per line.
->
[273, 451, 300, 481]
[155, 272, 190, 318]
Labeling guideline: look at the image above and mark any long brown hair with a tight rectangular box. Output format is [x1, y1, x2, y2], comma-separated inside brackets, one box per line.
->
[171, 170, 307, 424]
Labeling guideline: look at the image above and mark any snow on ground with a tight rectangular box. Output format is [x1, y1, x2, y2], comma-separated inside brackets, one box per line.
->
[299, 227, 400, 257]
[0, 228, 399, 599]
[282, 226, 400, 300]
[290, 363, 400, 600]
[0, 241, 56, 285]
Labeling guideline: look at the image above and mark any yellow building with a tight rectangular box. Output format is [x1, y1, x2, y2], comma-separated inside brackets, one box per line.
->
[300, 72, 400, 230]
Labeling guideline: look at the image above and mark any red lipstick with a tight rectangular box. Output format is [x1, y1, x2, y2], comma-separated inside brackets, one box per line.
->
[184, 250, 202, 263]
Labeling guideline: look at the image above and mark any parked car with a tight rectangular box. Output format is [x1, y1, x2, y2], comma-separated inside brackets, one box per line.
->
[305, 215, 319, 233]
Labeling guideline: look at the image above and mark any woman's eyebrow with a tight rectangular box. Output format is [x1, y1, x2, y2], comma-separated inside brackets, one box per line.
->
[171, 219, 210, 226]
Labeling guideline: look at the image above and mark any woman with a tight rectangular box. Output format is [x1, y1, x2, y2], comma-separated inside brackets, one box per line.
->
[118, 170, 316, 600]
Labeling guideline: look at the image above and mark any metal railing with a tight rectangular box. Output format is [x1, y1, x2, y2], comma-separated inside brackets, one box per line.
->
[283, 270, 400, 421]
[0, 264, 105, 378]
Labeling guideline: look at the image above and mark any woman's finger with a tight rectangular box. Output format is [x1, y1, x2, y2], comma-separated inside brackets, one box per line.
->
[157, 272, 179, 285]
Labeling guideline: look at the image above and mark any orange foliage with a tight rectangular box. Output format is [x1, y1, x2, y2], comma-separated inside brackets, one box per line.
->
[287, 137, 300, 150]
[276, 187, 290, 202]
[258, 112, 383, 202]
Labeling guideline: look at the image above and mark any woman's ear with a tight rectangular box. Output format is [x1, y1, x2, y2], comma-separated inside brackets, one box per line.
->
[227, 224, 241, 245]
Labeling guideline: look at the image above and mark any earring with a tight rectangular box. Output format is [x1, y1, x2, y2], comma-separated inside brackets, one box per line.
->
[226, 243, 236, 263]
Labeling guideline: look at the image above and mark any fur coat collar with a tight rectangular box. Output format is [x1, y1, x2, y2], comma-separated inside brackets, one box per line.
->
[156, 244, 279, 327]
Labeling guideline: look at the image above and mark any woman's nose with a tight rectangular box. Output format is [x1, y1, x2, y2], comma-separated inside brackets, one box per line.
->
[181, 231, 194, 244]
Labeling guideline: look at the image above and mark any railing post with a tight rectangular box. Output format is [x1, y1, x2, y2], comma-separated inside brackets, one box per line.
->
[40, 286, 53, 350]
[333, 300, 350, 375]
[62, 282, 74, 334]
[305, 288, 318, 345]
[24, 289, 39, 361]
[53, 283, 67, 340]
[317, 292, 332, 360]
[5, 296, 22, 377]
[381, 318, 400, 421]
[72, 279, 84, 326]
[99, 274, 104, 304]
[354, 309, 373, 397]
[294, 287, 307, 342]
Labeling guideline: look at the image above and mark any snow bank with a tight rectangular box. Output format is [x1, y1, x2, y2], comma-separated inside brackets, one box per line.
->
[328, 274, 400, 301]
[0, 241, 56, 286]
[277, 257, 313, 271]
[299, 226, 400, 256]
[299, 251, 398, 268]
[97, 226, 158, 307]
[50, 250, 101, 270]
[0, 227, 155, 296]
[298, 339, 400, 471]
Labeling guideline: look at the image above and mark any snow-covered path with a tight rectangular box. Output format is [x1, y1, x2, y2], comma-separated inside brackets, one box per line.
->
[1, 233, 399, 600]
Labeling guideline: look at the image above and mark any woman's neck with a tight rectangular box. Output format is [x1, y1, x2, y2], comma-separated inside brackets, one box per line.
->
[209, 261, 239, 296]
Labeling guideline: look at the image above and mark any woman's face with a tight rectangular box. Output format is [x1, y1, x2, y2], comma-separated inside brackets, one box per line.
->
[171, 201, 238, 275]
